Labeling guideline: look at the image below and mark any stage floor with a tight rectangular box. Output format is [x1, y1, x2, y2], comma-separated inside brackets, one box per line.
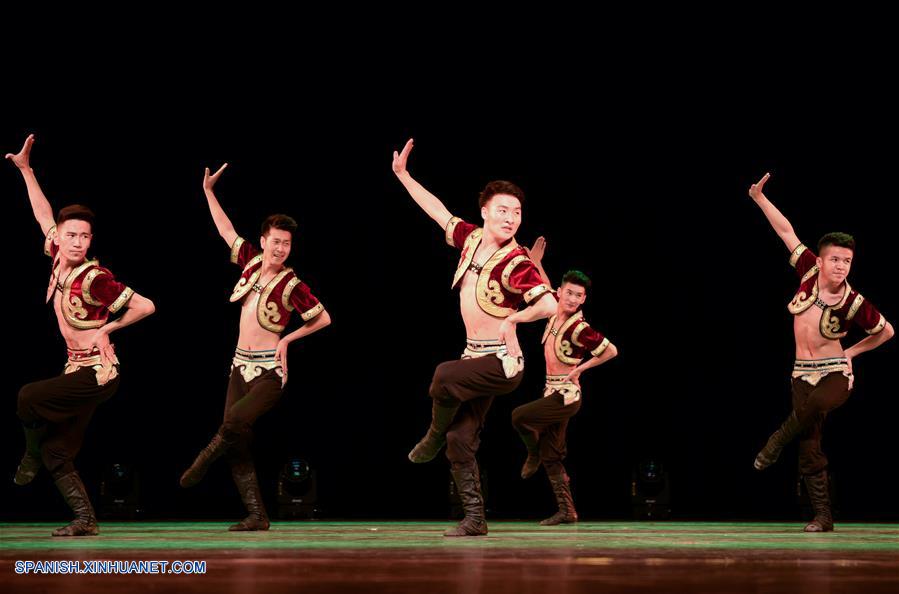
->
[3, 521, 899, 593]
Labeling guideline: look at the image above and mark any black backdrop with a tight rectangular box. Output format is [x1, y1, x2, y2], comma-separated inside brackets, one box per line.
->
[2, 66, 896, 523]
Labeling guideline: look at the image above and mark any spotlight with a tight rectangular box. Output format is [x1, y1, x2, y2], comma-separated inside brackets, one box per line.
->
[99, 462, 141, 519]
[631, 459, 670, 520]
[277, 457, 318, 519]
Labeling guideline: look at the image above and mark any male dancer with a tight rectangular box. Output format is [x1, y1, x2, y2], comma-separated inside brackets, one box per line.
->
[750, 172, 893, 532]
[512, 237, 618, 525]
[179, 163, 331, 531]
[8, 134, 156, 536]
[392, 139, 556, 536]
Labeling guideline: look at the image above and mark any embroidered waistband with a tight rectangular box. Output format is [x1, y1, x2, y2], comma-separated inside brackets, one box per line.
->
[545, 374, 572, 384]
[543, 375, 581, 404]
[234, 347, 277, 362]
[462, 338, 507, 360]
[64, 347, 119, 385]
[232, 348, 282, 383]
[67, 347, 102, 362]
[545, 375, 578, 391]
[66, 347, 119, 367]
[793, 358, 848, 372]
[792, 358, 849, 386]
[465, 338, 504, 352]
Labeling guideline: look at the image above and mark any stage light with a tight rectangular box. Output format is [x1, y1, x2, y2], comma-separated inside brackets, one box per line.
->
[285, 459, 311, 485]
[99, 462, 142, 519]
[631, 459, 670, 520]
[277, 457, 318, 519]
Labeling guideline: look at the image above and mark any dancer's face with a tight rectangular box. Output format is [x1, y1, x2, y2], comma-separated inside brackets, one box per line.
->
[817, 245, 852, 287]
[260, 228, 292, 268]
[481, 194, 521, 243]
[55, 219, 92, 265]
[557, 282, 587, 315]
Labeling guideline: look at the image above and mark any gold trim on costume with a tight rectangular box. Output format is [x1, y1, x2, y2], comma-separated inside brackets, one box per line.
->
[449, 228, 536, 318]
[445, 216, 462, 247]
[820, 314, 848, 339]
[46, 259, 61, 303]
[500, 255, 528, 294]
[65, 350, 120, 385]
[789, 243, 807, 268]
[242, 255, 264, 274]
[257, 268, 294, 333]
[834, 280, 852, 309]
[259, 301, 282, 331]
[108, 286, 134, 314]
[300, 302, 324, 321]
[845, 293, 865, 321]
[484, 279, 505, 309]
[230, 254, 264, 302]
[232, 350, 283, 383]
[65, 354, 103, 370]
[474, 240, 519, 318]
[523, 284, 551, 304]
[282, 276, 301, 311]
[544, 375, 581, 405]
[541, 315, 555, 344]
[230, 236, 245, 264]
[788, 267, 820, 315]
[554, 310, 585, 365]
[571, 320, 589, 348]
[44, 225, 57, 257]
[461, 339, 524, 377]
[866, 314, 887, 335]
[81, 268, 107, 306]
[451, 228, 483, 289]
[818, 281, 852, 340]
[461, 338, 505, 359]
[800, 265, 819, 284]
[591, 337, 610, 357]
[62, 260, 105, 329]
[792, 358, 849, 386]
[68, 296, 89, 322]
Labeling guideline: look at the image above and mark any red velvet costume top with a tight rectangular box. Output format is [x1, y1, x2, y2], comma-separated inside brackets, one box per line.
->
[788, 243, 886, 339]
[541, 310, 610, 365]
[44, 226, 134, 330]
[445, 217, 552, 317]
[229, 237, 324, 333]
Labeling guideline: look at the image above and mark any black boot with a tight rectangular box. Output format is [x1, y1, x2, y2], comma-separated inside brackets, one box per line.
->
[540, 472, 578, 526]
[52, 472, 99, 537]
[14, 424, 46, 486]
[180, 431, 232, 487]
[444, 465, 488, 537]
[408, 399, 460, 463]
[754, 411, 801, 470]
[229, 462, 270, 531]
[803, 470, 834, 532]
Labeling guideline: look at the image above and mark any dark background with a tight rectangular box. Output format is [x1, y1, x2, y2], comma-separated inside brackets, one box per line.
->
[2, 57, 897, 524]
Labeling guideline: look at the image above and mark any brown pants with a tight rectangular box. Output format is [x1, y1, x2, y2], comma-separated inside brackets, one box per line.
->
[17, 367, 120, 479]
[511, 391, 581, 476]
[221, 366, 284, 464]
[429, 355, 523, 469]
[791, 372, 851, 475]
